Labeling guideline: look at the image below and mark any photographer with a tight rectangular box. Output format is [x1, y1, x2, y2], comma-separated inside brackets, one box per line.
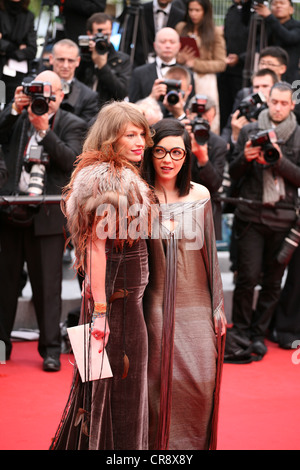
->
[49, 38, 99, 122]
[76, 12, 132, 108]
[186, 95, 227, 240]
[154, 64, 194, 119]
[254, 0, 300, 83]
[0, 70, 87, 370]
[227, 82, 300, 362]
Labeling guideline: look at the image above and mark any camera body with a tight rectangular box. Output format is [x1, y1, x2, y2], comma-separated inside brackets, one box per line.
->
[78, 31, 109, 55]
[190, 94, 210, 145]
[22, 81, 56, 116]
[160, 79, 182, 105]
[237, 91, 267, 121]
[250, 129, 280, 164]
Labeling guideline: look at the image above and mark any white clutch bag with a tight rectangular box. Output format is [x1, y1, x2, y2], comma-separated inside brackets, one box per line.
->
[67, 324, 113, 382]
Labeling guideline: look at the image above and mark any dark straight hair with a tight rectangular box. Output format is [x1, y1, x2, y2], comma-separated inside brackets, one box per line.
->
[141, 118, 192, 197]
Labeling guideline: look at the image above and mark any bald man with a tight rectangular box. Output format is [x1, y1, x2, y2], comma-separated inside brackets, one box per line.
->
[128, 27, 182, 103]
[0, 70, 87, 371]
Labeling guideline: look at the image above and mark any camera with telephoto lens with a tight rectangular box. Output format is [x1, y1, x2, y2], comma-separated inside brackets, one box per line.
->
[24, 144, 49, 196]
[250, 129, 280, 164]
[78, 30, 109, 55]
[160, 79, 182, 105]
[277, 214, 300, 266]
[237, 91, 267, 121]
[190, 94, 210, 145]
[22, 81, 56, 116]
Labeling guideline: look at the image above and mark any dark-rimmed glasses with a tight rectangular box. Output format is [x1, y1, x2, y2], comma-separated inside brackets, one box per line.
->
[152, 146, 186, 161]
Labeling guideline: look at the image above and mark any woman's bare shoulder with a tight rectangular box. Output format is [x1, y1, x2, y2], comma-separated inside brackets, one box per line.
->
[189, 182, 210, 201]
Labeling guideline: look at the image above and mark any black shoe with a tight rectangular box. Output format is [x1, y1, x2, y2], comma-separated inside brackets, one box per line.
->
[251, 340, 267, 361]
[43, 355, 61, 372]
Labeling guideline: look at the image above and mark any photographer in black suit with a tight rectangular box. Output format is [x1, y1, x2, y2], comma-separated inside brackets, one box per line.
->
[49, 38, 99, 122]
[76, 12, 132, 108]
[0, 70, 87, 371]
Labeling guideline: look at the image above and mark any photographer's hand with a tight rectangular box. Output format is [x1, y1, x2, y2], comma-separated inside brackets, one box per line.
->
[254, 3, 271, 18]
[91, 47, 108, 69]
[150, 78, 167, 101]
[13, 86, 30, 114]
[231, 109, 249, 143]
[190, 131, 209, 165]
[244, 139, 262, 162]
[27, 107, 49, 133]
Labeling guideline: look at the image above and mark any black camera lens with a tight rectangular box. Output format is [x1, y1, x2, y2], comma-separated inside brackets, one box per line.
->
[263, 144, 280, 164]
[95, 39, 109, 55]
[166, 90, 180, 105]
[31, 97, 49, 116]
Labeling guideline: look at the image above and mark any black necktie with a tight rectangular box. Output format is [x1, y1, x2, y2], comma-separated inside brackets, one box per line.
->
[156, 9, 167, 14]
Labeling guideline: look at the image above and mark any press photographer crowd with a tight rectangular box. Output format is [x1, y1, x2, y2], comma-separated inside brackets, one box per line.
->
[0, 0, 300, 451]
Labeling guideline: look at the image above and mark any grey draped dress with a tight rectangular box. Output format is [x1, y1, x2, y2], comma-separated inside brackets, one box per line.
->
[143, 198, 225, 450]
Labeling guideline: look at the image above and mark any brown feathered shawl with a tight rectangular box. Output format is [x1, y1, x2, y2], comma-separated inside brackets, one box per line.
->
[62, 149, 155, 271]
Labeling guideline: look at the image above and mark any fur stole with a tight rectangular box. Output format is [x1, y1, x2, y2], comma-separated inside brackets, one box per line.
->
[66, 160, 154, 246]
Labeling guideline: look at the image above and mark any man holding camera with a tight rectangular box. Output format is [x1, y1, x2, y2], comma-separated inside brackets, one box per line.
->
[0, 70, 87, 370]
[49, 38, 99, 122]
[254, 0, 300, 83]
[227, 82, 300, 361]
[76, 13, 132, 108]
[187, 95, 227, 240]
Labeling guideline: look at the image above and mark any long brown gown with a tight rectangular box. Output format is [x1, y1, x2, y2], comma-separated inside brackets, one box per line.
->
[144, 198, 225, 450]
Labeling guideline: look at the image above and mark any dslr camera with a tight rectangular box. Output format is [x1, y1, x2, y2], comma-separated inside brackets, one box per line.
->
[190, 95, 210, 145]
[277, 213, 300, 266]
[22, 81, 56, 116]
[160, 79, 182, 105]
[78, 31, 109, 55]
[237, 91, 267, 121]
[250, 129, 280, 164]
[24, 145, 50, 196]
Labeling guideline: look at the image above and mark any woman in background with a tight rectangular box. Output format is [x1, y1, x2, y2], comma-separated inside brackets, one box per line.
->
[142, 118, 226, 450]
[175, 0, 226, 134]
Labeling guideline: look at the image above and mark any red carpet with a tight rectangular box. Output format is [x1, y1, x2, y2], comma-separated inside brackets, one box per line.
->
[0, 339, 299, 450]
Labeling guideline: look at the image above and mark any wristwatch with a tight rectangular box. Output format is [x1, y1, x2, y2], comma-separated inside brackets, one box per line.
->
[37, 128, 49, 139]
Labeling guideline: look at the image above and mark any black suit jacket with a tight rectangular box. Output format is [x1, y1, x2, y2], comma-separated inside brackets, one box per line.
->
[128, 62, 158, 103]
[60, 77, 99, 122]
[131, 1, 185, 66]
[0, 106, 87, 235]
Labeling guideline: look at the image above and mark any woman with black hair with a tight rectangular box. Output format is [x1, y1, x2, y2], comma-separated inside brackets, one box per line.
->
[0, 0, 37, 103]
[175, 0, 226, 133]
[141, 118, 226, 450]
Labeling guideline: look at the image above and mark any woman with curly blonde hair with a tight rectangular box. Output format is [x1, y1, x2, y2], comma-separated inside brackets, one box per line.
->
[50, 101, 154, 450]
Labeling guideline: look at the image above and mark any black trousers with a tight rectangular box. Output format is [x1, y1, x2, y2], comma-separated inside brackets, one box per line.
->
[274, 244, 300, 346]
[232, 217, 289, 341]
[0, 219, 65, 360]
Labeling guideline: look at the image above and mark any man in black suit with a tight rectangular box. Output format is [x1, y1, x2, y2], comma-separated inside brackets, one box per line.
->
[49, 38, 99, 122]
[129, 0, 185, 66]
[76, 13, 132, 108]
[254, 0, 300, 83]
[128, 27, 182, 103]
[0, 70, 87, 371]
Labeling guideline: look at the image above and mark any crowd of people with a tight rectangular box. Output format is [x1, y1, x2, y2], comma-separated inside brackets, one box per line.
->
[0, 0, 299, 451]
